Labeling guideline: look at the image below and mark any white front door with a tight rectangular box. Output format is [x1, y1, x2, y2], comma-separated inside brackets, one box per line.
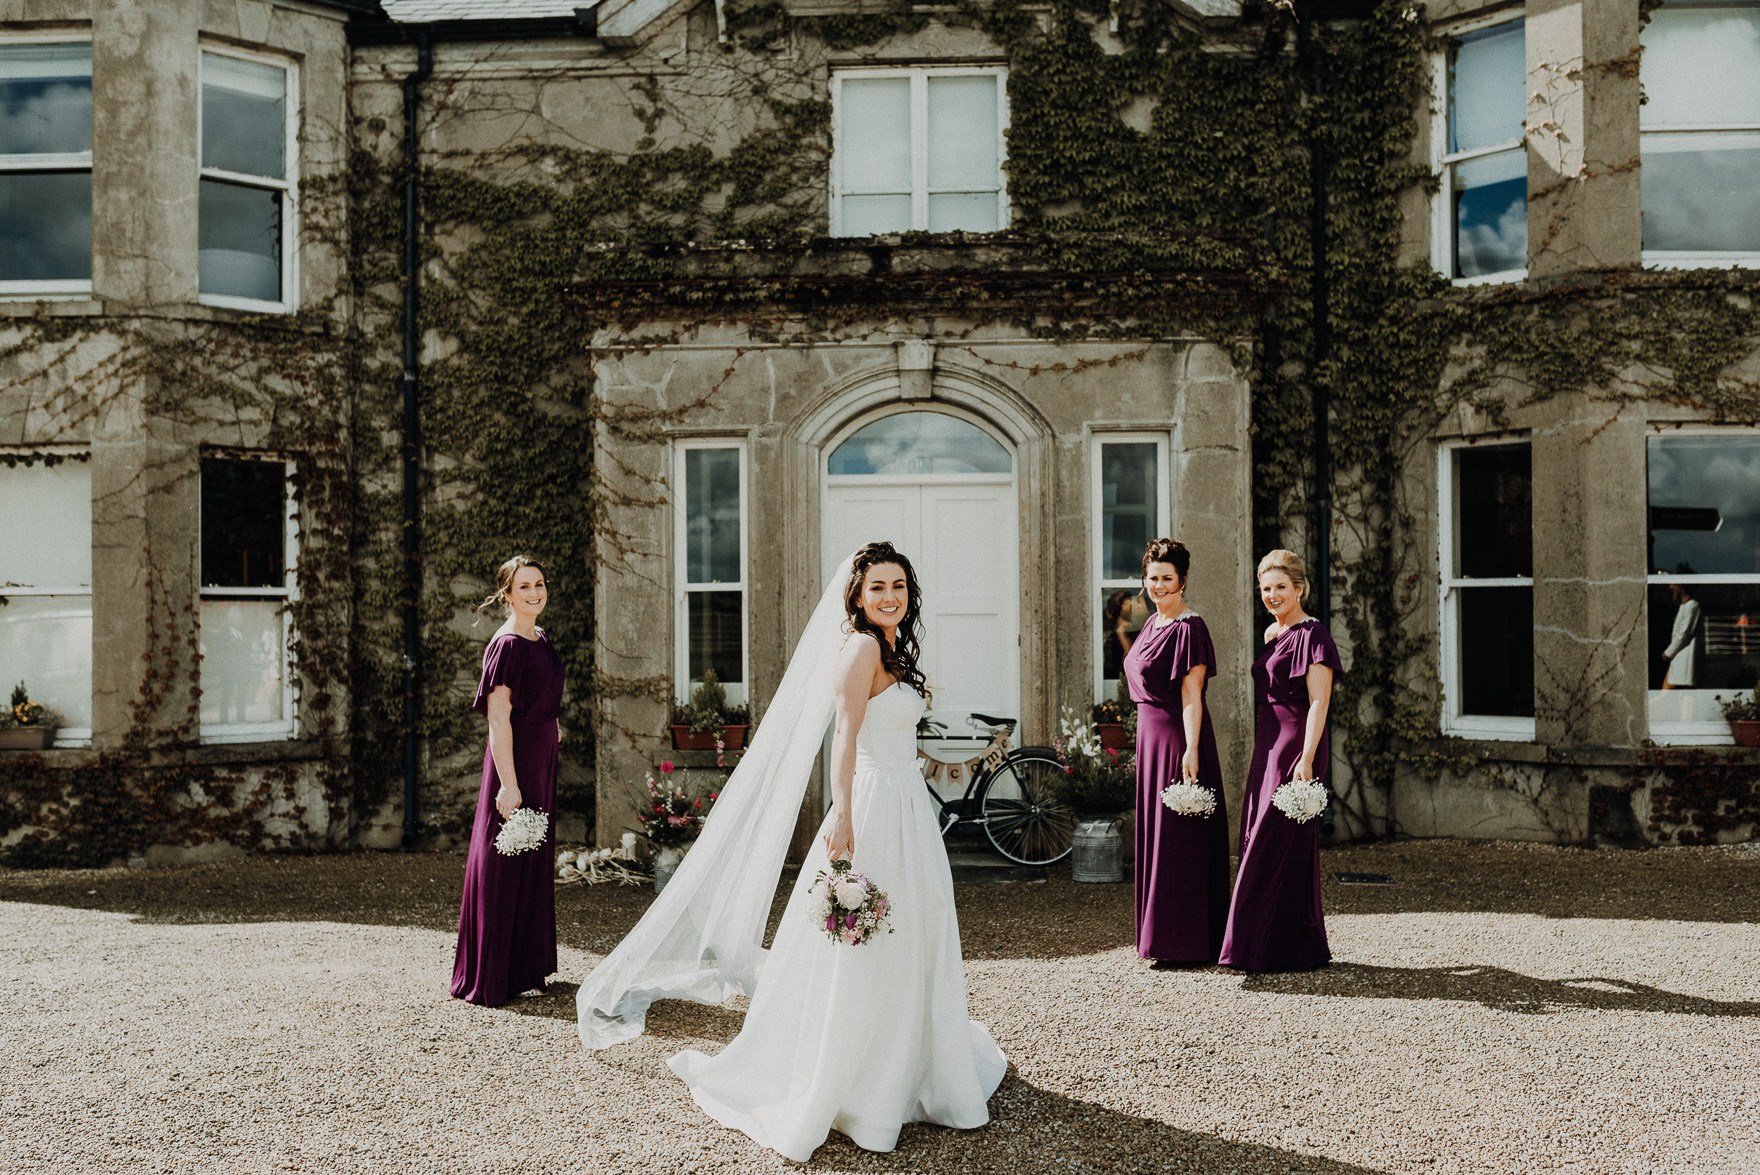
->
[822, 478, 1020, 724]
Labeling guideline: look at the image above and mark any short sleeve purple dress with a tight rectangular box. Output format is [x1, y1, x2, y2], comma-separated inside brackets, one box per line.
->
[450, 630, 565, 1006]
[1123, 612, 1231, 964]
[1218, 618, 1343, 973]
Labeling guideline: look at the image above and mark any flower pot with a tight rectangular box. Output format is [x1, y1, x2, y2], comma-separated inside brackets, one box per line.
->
[0, 726, 55, 750]
[653, 845, 686, 893]
[668, 724, 748, 751]
[1094, 722, 1131, 750]
[1729, 720, 1760, 748]
[1071, 818, 1125, 883]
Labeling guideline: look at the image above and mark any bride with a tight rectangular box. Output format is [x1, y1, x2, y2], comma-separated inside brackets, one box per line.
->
[577, 541, 1006, 1161]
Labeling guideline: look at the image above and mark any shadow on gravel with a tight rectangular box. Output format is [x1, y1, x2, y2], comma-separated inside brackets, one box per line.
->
[1240, 962, 1760, 1017]
[808, 1072, 1389, 1174]
[1319, 842, 1760, 924]
[501, 980, 582, 1022]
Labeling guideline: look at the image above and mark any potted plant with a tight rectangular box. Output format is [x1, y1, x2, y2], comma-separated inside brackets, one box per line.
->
[0, 681, 62, 750]
[668, 669, 751, 751]
[1717, 684, 1760, 748]
[1091, 676, 1135, 749]
[630, 761, 720, 892]
[1052, 706, 1135, 883]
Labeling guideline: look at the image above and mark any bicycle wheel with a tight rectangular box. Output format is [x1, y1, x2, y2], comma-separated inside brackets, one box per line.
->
[980, 750, 1078, 865]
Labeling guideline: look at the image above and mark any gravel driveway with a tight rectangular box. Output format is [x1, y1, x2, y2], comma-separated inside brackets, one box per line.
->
[2, 840, 1756, 1175]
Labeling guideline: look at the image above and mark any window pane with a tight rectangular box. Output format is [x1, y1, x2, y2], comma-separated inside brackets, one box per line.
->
[0, 171, 90, 282]
[926, 75, 998, 192]
[1646, 583, 1760, 725]
[687, 590, 743, 686]
[0, 458, 90, 586]
[0, 594, 92, 729]
[201, 458, 286, 588]
[1641, 6, 1760, 128]
[840, 193, 912, 237]
[1641, 133, 1760, 253]
[1648, 436, 1760, 576]
[201, 52, 286, 180]
[1101, 443, 1158, 581]
[199, 179, 281, 301]
[684, 448, 740, 585]
[828, 412, 1012, 475]
[1454, 148, 1526, 277]
[1455, 443, 1531, 579]
[0, 43, 91, 155]
[928, 192, 999, 233]
[1099, 588, 1150, 683]
[1449, 21, 1525, 154]
[1458, 586, 1535, 717]
[199, 598, 285, 726]
[839, 78, 910, 193]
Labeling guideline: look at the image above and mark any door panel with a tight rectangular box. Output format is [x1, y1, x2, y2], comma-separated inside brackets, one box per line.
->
[825, 478, 1019, 726]
[822, 487, 920, 586]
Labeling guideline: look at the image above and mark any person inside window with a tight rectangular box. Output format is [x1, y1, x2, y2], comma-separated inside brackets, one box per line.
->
[1661, 582, 1701, 690]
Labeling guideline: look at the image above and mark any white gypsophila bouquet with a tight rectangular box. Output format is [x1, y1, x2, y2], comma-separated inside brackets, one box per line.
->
[1270, 779, 1328, 824]
[1161, 779, 1217, 817]
[494, 807, 550, 855]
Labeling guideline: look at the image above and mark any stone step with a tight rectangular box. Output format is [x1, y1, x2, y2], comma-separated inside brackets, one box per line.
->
[946, 851, 1047, 884]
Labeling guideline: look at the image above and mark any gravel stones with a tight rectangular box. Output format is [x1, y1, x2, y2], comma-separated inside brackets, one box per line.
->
[1, 841, 1755, 1174]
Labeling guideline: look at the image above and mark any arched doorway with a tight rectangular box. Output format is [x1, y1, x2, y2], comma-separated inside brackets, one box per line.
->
[821, 407, 1021, 724]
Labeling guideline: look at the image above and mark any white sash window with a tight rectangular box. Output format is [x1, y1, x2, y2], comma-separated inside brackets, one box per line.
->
[675, 442, 748, 708]
[1431, 19, 1527, 284]
[1091, 435, 1170, 703]
[1646, 432, 1760, 743]
[199, 456, 299, 742]
[1439, 439, 1535, 738]
[0, 40, 92, 299]
[1640, 2, 1760, 267]
[199, 49, 297, 311]
[0, 452, 93, 743]
[831, 67, 1009, 237]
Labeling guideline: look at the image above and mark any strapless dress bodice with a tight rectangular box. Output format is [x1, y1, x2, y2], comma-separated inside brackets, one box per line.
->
[855, 683, 926, 773]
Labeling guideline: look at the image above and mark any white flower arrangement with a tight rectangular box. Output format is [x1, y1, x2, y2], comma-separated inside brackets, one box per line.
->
[1057, 706, 1103, 762]
[555, 833, 646, 886]
[494, 807, 550, 855]
[1270, 779, 1329, 824]
[1161, 779, 1217, 817]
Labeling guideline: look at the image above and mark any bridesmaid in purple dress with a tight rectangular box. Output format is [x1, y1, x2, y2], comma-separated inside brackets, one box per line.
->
[1124, 539, 1231, 966]
[452, 555, 564, 1006]
[1219, 549, 1341, 973]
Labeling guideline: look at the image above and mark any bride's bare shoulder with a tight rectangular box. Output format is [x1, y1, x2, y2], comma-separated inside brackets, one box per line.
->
[835, 630, 882, 676]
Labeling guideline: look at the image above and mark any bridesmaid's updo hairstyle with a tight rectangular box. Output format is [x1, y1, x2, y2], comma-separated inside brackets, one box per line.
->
[474, 554, 548, 623]
[1256, 548, 1309, 599]
[843, 541, 930, 700]
[1142, 538, 1191, 584]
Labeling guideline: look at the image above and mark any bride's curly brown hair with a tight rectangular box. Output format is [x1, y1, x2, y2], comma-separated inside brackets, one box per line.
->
[843, 541, 930, 700]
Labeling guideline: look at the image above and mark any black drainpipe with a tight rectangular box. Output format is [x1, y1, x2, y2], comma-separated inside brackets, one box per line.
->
[401, 30, 433, 850]
[1297, 5, 1336, 836]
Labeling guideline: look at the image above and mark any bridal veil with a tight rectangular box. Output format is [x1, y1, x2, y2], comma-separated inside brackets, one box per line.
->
[576, 552, 856, 1049]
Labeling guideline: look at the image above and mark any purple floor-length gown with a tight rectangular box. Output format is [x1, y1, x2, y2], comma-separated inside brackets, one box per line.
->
[1124, 612, 1231, 963]
[1219, 617, 1342, 973]
[451, 629, 564, 1006]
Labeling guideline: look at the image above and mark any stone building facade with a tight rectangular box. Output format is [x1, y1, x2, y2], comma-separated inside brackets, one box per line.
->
[0, 0, 1754, 862]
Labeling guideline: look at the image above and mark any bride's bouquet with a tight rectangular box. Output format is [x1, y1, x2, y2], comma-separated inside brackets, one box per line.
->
[494, 806, 550, 855]
[1160, 777, 1217, 817]
[810, 859, 893, 946]
[1270, 778, 1328, 824]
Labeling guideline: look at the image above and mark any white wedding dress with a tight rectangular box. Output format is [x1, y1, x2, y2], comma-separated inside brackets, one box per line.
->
[668, 682, 1008, 1161]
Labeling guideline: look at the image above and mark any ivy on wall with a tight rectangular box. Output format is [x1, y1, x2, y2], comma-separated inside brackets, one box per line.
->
[4, 0, 1757, 863]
